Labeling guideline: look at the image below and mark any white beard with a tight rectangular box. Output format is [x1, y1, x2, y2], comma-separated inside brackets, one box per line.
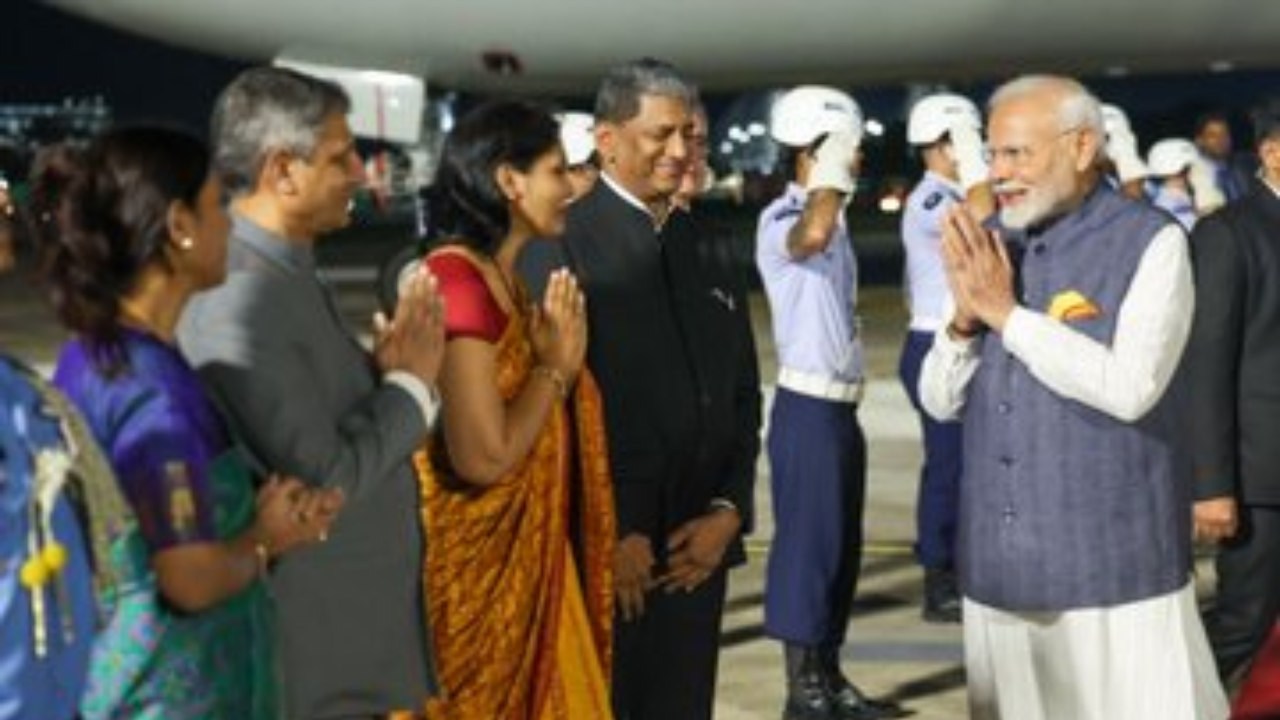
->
[997, 183, 1061, 230]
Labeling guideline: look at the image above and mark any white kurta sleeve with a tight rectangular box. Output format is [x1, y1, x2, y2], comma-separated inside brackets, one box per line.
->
[920, 319, 983, 421]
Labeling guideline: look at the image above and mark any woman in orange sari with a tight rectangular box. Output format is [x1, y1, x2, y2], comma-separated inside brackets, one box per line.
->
[411, 100, 615, 720]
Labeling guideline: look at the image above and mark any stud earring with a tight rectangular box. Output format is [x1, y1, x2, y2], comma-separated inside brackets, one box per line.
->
[178, 237, 195, 250]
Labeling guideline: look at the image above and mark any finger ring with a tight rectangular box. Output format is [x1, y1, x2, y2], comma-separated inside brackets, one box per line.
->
[317, 531, 329, 543]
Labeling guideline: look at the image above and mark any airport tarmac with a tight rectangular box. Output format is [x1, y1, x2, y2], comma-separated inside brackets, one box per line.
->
[0, 229, 1214, 720]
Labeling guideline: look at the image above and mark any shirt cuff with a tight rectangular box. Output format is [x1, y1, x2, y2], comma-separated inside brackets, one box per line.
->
[935, 321, 980, 358]
[999, 307, 1039, 359]
[708, 497, 740, 516]
[384, 371, 441, 430]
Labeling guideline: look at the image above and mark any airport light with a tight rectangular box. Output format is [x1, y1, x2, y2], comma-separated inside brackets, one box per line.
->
[879, 194, 903, 214]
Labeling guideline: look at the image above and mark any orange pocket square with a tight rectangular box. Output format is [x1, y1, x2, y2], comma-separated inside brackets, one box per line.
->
[1047, 290, 1102, 321]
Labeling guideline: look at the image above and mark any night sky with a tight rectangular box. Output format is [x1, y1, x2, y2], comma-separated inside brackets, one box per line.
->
[2, 1, 247, 131]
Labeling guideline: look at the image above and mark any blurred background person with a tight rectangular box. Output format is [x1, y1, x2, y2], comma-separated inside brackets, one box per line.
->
[898, 91, 987, 626]
[559, 110, 599, 202]
[407, 100, 615, 720]
[34, 126, 339, 720]
[673, 100, 710, 212]
[757, 85, 904, 720]
[1194, 109, 1254, 203]
[1101, 102, 1150, 199]
[0, 177, 14, 268]
[1146, 138, 1202, 231]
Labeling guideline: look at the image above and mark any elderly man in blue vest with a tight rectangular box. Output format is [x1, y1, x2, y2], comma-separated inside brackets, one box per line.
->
[919, 74, 1228, 720]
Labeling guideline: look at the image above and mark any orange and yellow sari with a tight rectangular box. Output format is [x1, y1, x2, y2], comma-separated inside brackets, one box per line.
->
[409, 262, 616, 720]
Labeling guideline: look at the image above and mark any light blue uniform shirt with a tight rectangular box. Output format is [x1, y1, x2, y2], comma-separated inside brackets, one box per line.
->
[755, 183, 863, 383]
[1150, 185, 1197, 232]
[901, 171, 962, 331]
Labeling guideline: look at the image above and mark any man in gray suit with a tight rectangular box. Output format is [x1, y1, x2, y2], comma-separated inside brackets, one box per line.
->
[179, 66, 445, 720]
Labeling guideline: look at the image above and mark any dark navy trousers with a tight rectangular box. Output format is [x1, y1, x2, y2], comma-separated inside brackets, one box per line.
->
[898, 330, 963, 571]
[764, 387, 866, 647]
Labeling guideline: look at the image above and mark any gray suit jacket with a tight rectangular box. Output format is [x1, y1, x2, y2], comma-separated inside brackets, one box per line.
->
[178, 216, 435, 719]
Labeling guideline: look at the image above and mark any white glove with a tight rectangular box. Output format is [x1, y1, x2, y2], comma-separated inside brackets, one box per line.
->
[1107, 127, 1148, 183]
[806, 131, 859, 196]
[1188, 156, 1227, 215]
[948, 122, 988, 191]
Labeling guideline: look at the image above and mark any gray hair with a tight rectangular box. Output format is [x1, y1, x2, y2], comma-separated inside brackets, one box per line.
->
[594, 58, 700, 124]
[211, 66, 351, 197]
[989, 75, 1104, 138]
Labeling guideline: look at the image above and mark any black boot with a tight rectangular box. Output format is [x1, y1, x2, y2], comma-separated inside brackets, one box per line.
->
[819, 646, 907, 720]
[782, 644, 834, 720]
[922, 567, 962, 624]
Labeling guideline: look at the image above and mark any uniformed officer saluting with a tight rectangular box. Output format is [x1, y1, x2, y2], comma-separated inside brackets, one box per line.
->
[898, 92, 987, 625]
[755, 86, 905, 720]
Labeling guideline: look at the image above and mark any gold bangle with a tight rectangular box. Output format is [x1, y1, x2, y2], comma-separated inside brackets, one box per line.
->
[532, 366, 569, 399]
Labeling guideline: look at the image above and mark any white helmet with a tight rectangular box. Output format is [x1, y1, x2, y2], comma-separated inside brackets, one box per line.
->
[769, 85, 863, 148]
[1147, 138, 1199, 177]
[556, 111, 596, 166]
[907, 93, 981, 146]
[1100, 103, 1132, 139]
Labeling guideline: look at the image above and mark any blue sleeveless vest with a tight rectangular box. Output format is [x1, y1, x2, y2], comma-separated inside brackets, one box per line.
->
[960, 186, 1191, 611]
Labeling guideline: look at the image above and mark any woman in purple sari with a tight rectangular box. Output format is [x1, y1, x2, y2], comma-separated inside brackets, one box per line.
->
[32, 127, 343, 720]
